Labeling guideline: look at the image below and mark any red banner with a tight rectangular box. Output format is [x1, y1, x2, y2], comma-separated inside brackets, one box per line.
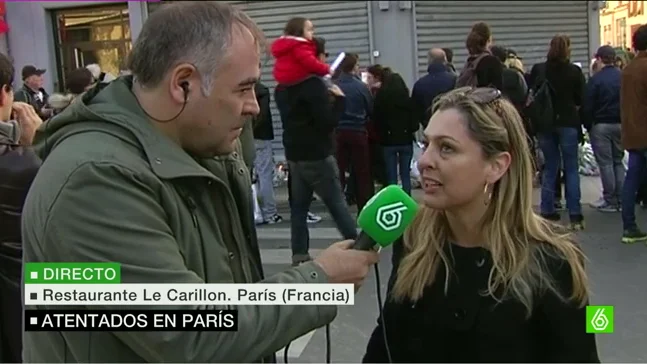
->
[0, 2, 8, 34]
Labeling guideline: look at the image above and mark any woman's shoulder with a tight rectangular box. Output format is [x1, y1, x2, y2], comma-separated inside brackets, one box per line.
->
[532, 239, 587, 296]
[535, 238, 582, 267]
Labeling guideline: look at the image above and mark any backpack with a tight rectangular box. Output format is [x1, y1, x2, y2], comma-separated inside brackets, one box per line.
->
[456, 53, 489, 88]
[501, 68, 528, 109]
[526, 63, 556, 133]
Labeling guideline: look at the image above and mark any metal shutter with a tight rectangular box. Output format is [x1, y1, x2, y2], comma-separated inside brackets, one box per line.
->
[414, 1, 591, 77]
[229, 1, 371, 160]
[147, 1, 372, 160]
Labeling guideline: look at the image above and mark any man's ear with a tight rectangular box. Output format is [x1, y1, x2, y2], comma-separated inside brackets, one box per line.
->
[0, 84, 9, 107]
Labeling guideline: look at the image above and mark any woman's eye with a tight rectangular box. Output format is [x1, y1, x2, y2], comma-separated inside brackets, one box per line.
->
[440, 144, 453, 153]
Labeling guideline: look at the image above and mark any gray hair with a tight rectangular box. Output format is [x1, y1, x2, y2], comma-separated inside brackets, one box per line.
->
[127, 1, 265, 96]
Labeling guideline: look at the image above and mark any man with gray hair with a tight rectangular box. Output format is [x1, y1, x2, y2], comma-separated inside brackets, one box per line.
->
[411, 48, 456, 127]
[21, 2, 378, 362]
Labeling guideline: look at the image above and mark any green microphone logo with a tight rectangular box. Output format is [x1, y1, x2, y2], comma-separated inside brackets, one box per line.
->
[358, 185, 418, 247]
[375, 202, 409, 231]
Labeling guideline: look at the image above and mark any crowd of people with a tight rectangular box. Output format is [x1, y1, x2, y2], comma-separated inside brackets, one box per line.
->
[1, 0, 646, 361]
[252, 18, 647, 258]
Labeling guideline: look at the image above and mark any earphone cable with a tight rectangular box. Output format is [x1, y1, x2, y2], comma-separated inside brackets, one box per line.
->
[374, 263, 393, 363]
[283, 324, 331, 363]
[136, 97, 187, 123]
[284, 264, 391, 364]
[283, 341, 290, 363]
[133, 80, 189, 123]
[325, 323, 331, 363]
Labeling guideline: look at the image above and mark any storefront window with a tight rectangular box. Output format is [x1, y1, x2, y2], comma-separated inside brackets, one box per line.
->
[52, 3, 130, 92]
[615, 17, 627, 48]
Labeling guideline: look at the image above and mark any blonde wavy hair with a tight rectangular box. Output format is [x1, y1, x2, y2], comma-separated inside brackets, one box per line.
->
[505, 57, 524, 73]
[392, 87, 590, 317]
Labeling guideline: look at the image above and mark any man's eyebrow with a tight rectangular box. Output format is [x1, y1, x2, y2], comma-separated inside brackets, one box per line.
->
[237, 77, 258, 87]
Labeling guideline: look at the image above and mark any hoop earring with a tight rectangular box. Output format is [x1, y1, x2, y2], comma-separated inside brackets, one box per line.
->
[483, 183, 493, 206]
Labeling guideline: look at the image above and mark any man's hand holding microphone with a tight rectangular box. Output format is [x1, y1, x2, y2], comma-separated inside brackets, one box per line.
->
[313, 240, 378, 291]
[310, 185, 419, 291]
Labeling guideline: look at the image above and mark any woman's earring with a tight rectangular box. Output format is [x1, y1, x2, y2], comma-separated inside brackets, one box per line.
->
[483, 183, 493, 205]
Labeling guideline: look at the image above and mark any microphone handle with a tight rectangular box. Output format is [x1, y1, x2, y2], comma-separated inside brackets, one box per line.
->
[351, 231, 376, 251]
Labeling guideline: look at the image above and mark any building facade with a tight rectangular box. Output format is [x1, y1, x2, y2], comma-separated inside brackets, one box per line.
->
[600, 0, 646, 49]
[3, 0, 600, 160]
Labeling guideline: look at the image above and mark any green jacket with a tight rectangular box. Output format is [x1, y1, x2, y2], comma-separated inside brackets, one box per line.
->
[21, 77, 337, 363]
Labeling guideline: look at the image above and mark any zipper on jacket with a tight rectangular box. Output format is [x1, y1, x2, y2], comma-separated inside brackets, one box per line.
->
[185, 195, 198, 227]
[177, 186, 199, 228]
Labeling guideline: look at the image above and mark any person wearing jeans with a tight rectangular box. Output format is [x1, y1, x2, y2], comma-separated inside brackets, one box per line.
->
[334, 54, 373, 211]
[582, 46, 624, 213]
[252, 81, 282, 224]
[275, 37, 358, 265]
[286, 169, 323, 224]
[619, 25, 647, 243]
[538, 128, 583, 227]
[590, 124, 624, 210]
[621, 151, 647, 242]
[529, 34, 586, 230]
[383, 145, 414, 194]
[368, 66, 418, 195]
[288, 156, 358, 262]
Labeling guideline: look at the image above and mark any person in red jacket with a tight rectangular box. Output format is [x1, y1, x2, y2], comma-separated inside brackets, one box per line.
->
[271, 17, 331, 85]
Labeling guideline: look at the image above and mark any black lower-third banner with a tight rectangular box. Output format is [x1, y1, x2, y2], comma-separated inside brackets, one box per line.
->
[24, 309, 238, 331]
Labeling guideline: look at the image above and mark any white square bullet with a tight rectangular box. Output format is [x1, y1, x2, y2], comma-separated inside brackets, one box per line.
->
[30, 317, 38, 325]
[30, 272, 38, 279]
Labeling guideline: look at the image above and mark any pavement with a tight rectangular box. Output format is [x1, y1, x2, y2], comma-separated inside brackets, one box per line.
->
[255, 176, 647, 363]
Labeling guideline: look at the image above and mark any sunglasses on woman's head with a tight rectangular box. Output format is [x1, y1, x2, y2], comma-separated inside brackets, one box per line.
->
[465, 87, 502, 104]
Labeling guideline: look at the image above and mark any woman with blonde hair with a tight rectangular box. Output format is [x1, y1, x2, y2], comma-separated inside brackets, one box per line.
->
[362, 87, 599, 362]
[506, 56, 525, 73]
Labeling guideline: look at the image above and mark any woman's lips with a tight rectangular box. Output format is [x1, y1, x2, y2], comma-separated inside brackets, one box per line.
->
[422, 177, 442, 191]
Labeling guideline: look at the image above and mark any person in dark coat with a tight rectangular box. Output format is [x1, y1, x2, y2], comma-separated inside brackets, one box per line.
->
[0, 53, 42, 363]
[334, 53, 373, 211]
[48, 67, 95, 116]
[529, 34, 586, 230]
[372, 67, 417, 195]
[490, 45, 528, 113]
[252, 81, 283, 225]
[365, 66, 390, 187]
[457, 22, 504, 90]
[411, 48, 456, 128]
[14, 65, 51, 121]
[275, 35, 357, 265]
[581, 46, 623, 213]
[362, 87, 599, 363]
[442, 47, 457, 74]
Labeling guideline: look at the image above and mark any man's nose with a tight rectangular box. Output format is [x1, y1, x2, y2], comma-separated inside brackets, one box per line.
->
[246, 99, 260, 116]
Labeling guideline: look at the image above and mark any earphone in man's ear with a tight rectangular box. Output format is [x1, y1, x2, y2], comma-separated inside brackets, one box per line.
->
[180, 81, 189, 100]
[137, 80, 190, 123]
